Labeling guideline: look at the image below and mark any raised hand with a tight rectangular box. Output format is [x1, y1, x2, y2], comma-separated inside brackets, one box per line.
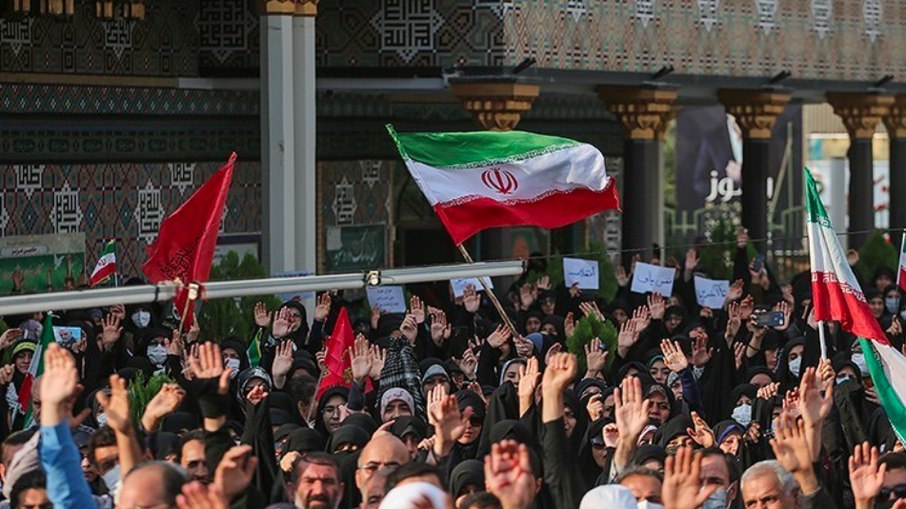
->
[579, 301, 605, 321]
[648, 293, 666, 320]
[850, 442, 886, 509]
[537, 275, 551, 290]
[0, 328, 21, 350]
[167, 329, 185, 357]
[400, 314, 418, 343]
[271, 307, 291, 339]
[586, 394, 605, 421]
[253, 301, 271, 328]
[428, 384, 473, 457]
[271, 340, 294, 389]
[368, 344, 386, 380]
[663, 447, 718, 509]
[615, 265, 630, 287]
[187, 342, 232, 396]
[41, 343, 80, 426]
[348, 334, 373, 385]
[100, 314, 123, 351]
[614, 376, 652, 440]
[513, 335, 534, 359]
[311, 292, 331, 323]
[798, 367, 833, 425]
[691, 334, 714, 368]
[96, 374, 132, 433]
[660, 339, 689, 372]
[487, 324, 510, 349]
[518, 357, 541, 416]
[631, 305, 651, 331]
[734, 342, 746, 370]
[186, 319, 200, 344]
[725, 301, 742, 342]
[757, 382, 780, 401]
[584, 338, 607, 378]
[213, 445, 258, 501]
[564, 312, 576, 339]
[246, 384, 268, 406]
[410, 296, 426, 324]
[430, 311, 452, 346]
[543, 352, 577, 394]
[684, 248, 699, 274]
[315, 347, 327, 372]
[769, 413, 818, 494]
[484, 440, 537, 509]
[142, 383, 186, 431]
[463, 285, 481, 314]
[0, 364, 15, 386]
[519, 283, 536, 311]
[617, 319, 641, 358]
[888, 316, 903, 337]
[456, 347, 478, 382]
[686, 411, 715, 448]
[725, 279, 744, 305]
[370, 306, 381, 331]
[177, 482, 229, 509]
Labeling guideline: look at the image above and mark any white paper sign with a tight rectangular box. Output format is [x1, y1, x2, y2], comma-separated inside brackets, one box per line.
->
[630, 262, 676, 295]
[563, 257, 600, 290]
[694, 276, 730, 309]
[451, 277, 493, 298]
[366, 286, 407, 313]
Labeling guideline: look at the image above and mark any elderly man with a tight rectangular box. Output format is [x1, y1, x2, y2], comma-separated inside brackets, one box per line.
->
[291, 453, 344, 509]
[355, 434, 411, 505]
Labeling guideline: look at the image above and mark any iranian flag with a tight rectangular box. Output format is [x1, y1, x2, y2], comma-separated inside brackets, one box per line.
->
[387, 126, 620, 245]
[15, 313, 54, 428]
[805, 168, 886, 342]
[89, 239, 116, 286]
[805, 168, 906, 440]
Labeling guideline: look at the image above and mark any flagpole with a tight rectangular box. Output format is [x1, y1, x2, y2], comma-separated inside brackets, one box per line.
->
[818, 320, 827, 360]
[899, 232, 905, 290]
[456, 244, 519, 335]
[178, 282, 200, 333]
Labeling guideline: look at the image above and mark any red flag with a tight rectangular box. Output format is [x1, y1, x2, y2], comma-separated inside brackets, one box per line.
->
[142, 153, 236, 329]
[316, 307, 369, 400]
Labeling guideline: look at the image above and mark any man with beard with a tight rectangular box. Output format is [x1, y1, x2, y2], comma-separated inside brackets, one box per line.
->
[291, 452, 344, 509]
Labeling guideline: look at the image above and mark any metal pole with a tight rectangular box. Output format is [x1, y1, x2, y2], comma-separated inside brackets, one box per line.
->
[0, 260, 525, 316]
[818, 320, 827, 359]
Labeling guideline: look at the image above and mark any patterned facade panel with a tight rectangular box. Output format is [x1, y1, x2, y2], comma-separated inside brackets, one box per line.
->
[317, 160, 396, 270]
[197, 0, 260, 73]
[500, 0, 906, 81]
[0, 161, 262, 279]
[0, 84, 259, 116]
[316, 0, 507, 67]
[0, 1, 199, 76]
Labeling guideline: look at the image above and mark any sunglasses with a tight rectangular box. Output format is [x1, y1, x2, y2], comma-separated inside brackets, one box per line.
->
[880, 484, 906, 500]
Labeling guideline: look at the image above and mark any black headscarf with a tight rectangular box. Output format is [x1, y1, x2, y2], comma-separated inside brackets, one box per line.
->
[279, 300, 311, 343]
[283, 427, 326, 456]
[314, 386, 348, 437]
[449, 460, 485, 500]
[325, 424, 371, 455]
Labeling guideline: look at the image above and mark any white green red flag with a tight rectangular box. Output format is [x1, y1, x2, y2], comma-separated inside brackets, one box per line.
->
[805, 168, 906, 441]
[387, 126, 620, 245]
[15, 313, 53, 428]
[89, 239, 116, 286]
[805, 168, 886, 342]
[898, 233, 906, 292]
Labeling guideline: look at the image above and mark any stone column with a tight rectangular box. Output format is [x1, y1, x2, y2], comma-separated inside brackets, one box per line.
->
[293, 0, 318, 277]
[718, 89, 791, 252]
[597, 85, 677, 266]
[827, 92, 893, 248]
[450, 79, 540, 131]
[260, 0, 296, 273]
[884, 95, 906, 247]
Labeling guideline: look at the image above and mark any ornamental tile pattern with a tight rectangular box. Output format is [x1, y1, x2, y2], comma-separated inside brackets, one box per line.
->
[0, 161, 261, 278]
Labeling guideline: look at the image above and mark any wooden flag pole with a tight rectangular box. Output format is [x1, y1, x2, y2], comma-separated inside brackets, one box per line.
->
[178, 281, 200, 333]
[456, 244, 519, 334]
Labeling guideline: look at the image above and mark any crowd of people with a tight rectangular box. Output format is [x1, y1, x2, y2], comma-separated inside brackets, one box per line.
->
[1, 229, 906, 509]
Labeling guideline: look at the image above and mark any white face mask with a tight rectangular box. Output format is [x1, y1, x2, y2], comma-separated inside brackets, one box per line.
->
[132, 310, 151, 328]
[852, 353, 868, 376]
[788, 356, 802, 377]
[225, 358, 241, 378]
[731, 403, 752, 426]
[702, 488, 728, 509]
[147, 344, 168, 366]
[96, 412, 108, 428]
[886, 297, 900, 314]
[638, 500, 665, 509]
[102, 463, 121, 493]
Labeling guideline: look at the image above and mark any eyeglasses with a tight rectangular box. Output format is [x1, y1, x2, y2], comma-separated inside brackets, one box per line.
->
[880, 484, 906, 500]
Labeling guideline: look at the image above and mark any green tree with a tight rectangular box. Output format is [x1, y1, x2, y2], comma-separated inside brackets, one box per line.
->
[855, 231, 898, 283]
[566, 313, 617, 374]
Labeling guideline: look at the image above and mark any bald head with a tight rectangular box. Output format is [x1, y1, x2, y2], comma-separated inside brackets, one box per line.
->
[118, 461, 187, 509]
[355, 434, 410, 494]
